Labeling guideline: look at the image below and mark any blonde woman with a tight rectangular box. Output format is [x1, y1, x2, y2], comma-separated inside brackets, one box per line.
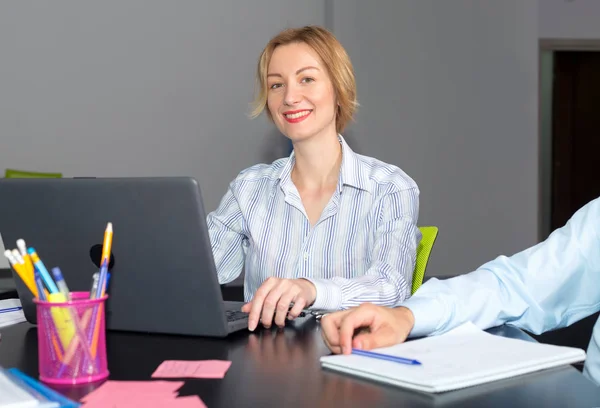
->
[208, 26, 421, 331]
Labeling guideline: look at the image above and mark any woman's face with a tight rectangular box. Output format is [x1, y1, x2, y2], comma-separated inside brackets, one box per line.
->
[266, 42, 337, 143]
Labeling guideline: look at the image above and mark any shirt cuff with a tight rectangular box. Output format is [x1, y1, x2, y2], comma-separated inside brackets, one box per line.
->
[303, 278, 343, 311]
[400, 295, 444, 338]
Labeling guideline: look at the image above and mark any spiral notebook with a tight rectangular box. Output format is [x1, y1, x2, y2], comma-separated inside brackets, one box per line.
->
[320, 322, 586, 393]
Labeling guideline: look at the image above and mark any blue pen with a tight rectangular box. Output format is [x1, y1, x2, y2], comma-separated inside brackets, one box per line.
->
[351, 348, 422, 366]
[0, 307, 23, 314]
[27, 248, 59, 294]
[51, 267, 71, 300]
[34, 270, 47, 301]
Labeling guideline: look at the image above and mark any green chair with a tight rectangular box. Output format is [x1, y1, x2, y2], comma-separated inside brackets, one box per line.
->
[5, 169, 63, 178]
[411, 226, 439, 295]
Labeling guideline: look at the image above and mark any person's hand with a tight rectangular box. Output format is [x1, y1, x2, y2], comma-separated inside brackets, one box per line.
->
[320, 303, 415, 354]
[241, 277, 316, 331]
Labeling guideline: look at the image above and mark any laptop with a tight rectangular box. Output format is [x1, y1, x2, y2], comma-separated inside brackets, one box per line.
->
[0, 177, 249, 337]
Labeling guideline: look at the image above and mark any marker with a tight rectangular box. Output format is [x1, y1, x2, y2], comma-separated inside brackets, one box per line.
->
[34, 270, 63, 362]
[351, 349, 422, 366]
[51, 267, 71, 301]
[27, 248, 59, 294]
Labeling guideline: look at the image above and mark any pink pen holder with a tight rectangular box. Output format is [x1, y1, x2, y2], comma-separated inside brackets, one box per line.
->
[34, 291, 109, 385]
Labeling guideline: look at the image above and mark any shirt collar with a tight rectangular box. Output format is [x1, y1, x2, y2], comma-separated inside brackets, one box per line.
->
[338, 134, 371, 193]
[278, 135, 371, 194]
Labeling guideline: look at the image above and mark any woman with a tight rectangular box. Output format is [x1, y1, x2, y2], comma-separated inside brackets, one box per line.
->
[207, 26, 421, 331]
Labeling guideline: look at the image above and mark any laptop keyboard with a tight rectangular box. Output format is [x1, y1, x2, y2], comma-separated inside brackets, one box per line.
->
[226, 310, 249, 322]
[225, 310, 307, 322]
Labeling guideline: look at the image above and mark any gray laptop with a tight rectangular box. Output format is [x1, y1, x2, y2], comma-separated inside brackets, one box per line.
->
[0, 177, 248, 337]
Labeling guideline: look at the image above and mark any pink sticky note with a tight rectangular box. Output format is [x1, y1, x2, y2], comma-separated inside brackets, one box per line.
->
[151, 360, 232, 379]
[81, 380, 184, 403]
[170, 396, 208, 408]
[83, 396, 204, 408]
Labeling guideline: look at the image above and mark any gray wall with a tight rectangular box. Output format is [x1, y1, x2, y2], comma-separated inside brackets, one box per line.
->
[539, 0, 600, 39]
[0, 1, 324, 212]
[331, 0, 539, 276]
[0, 1, 540, 280]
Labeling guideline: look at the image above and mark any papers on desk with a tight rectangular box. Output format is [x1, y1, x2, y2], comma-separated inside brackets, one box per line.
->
[320, 322, 587, 393]
[0, 369, 40, 408]
[0, 367, 79, 407]
[0, 299, 26, 329]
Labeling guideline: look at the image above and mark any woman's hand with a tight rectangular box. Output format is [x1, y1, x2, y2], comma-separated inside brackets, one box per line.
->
[241, 277, 317, 331]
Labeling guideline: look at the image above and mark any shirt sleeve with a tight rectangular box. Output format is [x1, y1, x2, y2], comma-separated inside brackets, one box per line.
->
[306, 187, 421, 310]
[403, 197, 600, 338]
[206, 183, 247, 285]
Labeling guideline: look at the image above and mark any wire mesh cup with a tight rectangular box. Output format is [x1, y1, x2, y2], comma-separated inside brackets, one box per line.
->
[34, 291, 109, 385]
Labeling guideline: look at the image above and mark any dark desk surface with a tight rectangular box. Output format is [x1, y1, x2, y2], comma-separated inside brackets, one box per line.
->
[1, 317, 600, 407]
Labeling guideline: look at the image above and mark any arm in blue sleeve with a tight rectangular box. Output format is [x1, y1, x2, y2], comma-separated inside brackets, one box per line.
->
[403, 198, 600, 338]
[206, 183, 246, 285]
[307, 188, 421, 310]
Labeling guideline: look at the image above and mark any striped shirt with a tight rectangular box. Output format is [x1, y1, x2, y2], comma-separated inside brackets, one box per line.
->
[207, 135, 421, 311]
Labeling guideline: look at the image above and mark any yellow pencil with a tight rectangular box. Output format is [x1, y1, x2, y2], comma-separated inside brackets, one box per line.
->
[91, 222, 113, 358]
[17, 239, 35, 277]
[4, 249, 39, 298]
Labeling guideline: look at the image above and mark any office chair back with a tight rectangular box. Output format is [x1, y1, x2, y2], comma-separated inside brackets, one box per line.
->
[412, 226, 439, 295]
[5, 169, 63, 178]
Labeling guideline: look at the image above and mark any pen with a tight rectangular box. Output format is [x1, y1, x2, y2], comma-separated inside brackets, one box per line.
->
[89, 273, 99, 298]
[96, 222, 113, 298]
[27, 248, 59, 294]
[0, 307, 23, 314]
[90, 222, 112, 360]
[351, 349, 422, 366]
[51, 267, 71, 301]
[34, 270, 47, 301]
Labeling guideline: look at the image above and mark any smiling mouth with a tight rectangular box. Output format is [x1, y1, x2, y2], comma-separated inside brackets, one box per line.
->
[283, 110, 312, 123]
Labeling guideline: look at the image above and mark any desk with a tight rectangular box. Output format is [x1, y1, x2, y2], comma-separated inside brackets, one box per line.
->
[1, 317, 600, 407]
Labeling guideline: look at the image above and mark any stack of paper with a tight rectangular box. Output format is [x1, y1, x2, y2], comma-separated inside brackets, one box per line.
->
[80, 381, 205, 408]
[320, 322, 587, 393]
[0, 298, 26, 328]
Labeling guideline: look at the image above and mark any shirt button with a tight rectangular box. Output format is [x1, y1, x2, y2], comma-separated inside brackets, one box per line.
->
[304, 253, 309, 260]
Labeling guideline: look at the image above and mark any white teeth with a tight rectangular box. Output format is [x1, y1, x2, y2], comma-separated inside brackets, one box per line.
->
[285, 111, 311, 119]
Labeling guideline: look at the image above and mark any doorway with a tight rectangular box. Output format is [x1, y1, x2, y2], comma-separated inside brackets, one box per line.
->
[540, 41, 600, 238]
[535, 40, 600, 357]
[551, 51, 600, 231]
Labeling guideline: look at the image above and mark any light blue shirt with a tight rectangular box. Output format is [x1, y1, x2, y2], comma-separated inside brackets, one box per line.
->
[207, 135, 421, 310]
[403, 197, 600, 385]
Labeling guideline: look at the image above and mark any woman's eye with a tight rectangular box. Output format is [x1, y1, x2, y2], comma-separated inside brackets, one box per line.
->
[269, 83, 283, 90]
[301, 77, 315, 84]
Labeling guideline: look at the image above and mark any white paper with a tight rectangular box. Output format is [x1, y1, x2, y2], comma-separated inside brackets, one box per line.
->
[0, 369, 39, 407]
[0, 299, 26, 328]
[0, 233, 10, 269]
[321, 322, 586, 393]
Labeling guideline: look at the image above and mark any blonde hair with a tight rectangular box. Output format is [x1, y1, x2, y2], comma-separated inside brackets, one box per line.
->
[250, 26, 358, 133]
